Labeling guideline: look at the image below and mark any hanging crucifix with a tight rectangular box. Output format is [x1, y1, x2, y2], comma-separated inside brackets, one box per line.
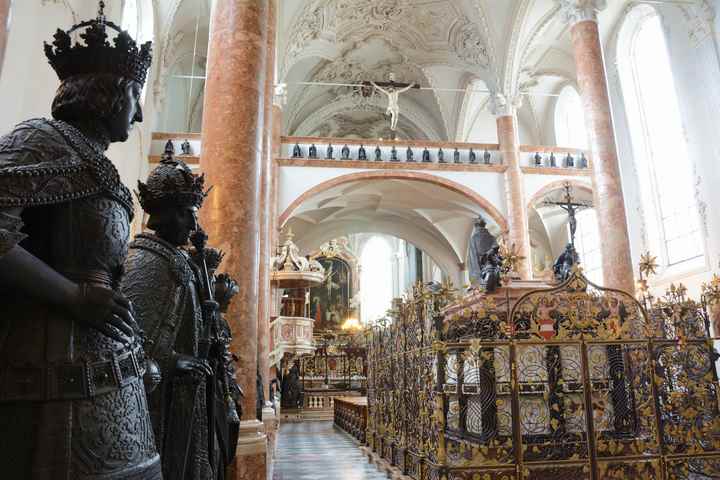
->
[542, 182, 592, 248]
[364, 73, 420, 131]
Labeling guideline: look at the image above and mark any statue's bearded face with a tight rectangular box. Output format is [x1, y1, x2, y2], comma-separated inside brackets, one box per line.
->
[105, 80, 143, 142]
[152, 206, 198, 246]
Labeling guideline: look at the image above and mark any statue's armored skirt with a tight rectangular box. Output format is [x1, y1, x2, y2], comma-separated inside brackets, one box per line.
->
[0, 119, 161, 479]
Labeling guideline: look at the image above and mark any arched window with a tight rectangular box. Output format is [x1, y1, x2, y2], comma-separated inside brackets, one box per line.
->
[573, 209, 602, 285]
[619, 7, 704, 269]
[360, 236, 393, 325]
[554, 85, 588, 149]
[122, 0, 154, 101]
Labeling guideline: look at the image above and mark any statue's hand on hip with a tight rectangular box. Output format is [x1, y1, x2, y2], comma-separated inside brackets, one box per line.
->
[175, 354, 212, 378]
[67, 283, 141, 344]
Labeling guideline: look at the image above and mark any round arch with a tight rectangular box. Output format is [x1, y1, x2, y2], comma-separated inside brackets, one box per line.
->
[279, 170, 509, 232]
[527, 179, 593, 209]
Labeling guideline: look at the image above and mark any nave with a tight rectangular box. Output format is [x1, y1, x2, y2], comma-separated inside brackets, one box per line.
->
[272, 422, 385, 480]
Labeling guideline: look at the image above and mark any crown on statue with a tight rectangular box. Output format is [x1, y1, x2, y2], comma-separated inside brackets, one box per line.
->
[44, 1, 152, 85]
[137, 153, 209, 214]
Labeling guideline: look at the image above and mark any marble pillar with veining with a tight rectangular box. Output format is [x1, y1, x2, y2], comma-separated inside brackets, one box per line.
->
[495, 105, 532, 279]
[563, 0, 635, 293]
[257, 0, 277, 408]
[200, 0, 268, 424]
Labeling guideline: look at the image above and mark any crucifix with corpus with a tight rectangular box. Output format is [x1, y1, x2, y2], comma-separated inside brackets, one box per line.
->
[365, 73, 420, 131]
[542, 182, 592, 248]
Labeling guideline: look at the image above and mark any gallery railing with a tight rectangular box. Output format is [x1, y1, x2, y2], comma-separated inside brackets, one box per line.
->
[365, 272, 720, 480]
[279, 136, 591, 171]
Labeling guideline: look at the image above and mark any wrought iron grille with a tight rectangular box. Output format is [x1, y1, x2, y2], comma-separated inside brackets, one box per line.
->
[365, 272, 720, 480]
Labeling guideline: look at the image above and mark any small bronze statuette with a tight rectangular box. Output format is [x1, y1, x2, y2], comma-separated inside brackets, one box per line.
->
[292, 143, 302, 158]
[469, 148, 477, 164]
[309, 143, 318, 159]
[549, 151, 557, 167]
[358, 145, 367, 160]
[483, 149, 491, 164]
[454, 148, 461, 163]
[565, 152, 574, 168]
[165, 139, 175, 156]
[181, 139, 192, 155]
[422, 147, 431, 163]
[326, 143, 334, 159]
[579, 152, 588, 168]
[406, 146, 414, 162]
[375, 145, 382, 161]
[554, 243, 579, 283]
[390, 145, 399, 162]
[438, 148, 445, 163]
[341, 144, 350, 160]
[534, 152, 542, 166]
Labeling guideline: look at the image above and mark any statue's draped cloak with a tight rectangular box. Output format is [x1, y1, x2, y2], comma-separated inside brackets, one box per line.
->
[467, 224, 498, 286]
[121, 233, 215, 480]
[0, 119, 160, 479]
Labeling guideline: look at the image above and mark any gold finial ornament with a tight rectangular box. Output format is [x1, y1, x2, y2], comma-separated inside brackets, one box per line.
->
[639, 251, 658, 277]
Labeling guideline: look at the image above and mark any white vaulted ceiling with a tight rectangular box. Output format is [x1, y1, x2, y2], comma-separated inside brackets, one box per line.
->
[277, 0, 589, 143]
[286, 178, 505, 278]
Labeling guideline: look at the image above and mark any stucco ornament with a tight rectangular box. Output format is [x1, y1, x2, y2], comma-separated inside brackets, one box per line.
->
[489, 92, 523, 117]
[556, 0, 608, 25]
[452, 19, 490, 68]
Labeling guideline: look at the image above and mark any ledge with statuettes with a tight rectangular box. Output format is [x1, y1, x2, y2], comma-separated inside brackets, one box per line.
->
[280, 135, 592, 175]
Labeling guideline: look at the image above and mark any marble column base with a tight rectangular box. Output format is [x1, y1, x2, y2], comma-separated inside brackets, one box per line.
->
[228, 419, 268, 480]
[262, 407, 278, 480]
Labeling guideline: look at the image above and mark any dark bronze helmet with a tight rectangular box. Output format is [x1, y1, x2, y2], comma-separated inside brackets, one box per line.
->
[137, 153, 209, 214]
[44, 1, 152, 85]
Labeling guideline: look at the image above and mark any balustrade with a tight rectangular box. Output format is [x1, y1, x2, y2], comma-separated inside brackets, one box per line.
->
[334, 396, 368, 443]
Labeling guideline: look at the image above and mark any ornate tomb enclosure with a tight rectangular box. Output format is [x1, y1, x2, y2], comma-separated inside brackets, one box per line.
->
[366, 272, 720, 480]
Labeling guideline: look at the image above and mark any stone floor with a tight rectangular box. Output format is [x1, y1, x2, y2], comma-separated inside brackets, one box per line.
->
[272, 421, 387, 480]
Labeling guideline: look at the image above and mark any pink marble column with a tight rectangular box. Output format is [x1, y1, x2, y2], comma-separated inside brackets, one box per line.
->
[567, 5, 635, 293]
[257, 0, 276, 408]
[200, 2, 269, 478]
[495, 108, 531, 279]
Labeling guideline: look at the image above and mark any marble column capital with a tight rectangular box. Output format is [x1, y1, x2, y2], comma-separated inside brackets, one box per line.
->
[489, 92, 522, 118]
[556, 0, 607, 26]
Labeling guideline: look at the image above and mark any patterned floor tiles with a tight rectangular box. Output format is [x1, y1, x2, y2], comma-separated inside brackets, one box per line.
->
[272, 421, 387, 480]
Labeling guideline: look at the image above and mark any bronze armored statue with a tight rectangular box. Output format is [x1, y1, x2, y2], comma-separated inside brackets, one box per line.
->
[120, 154, 216, 479]
[0, 4, 161, 479]
[467, 216, 498, 287]
[189, 245, 243, 479]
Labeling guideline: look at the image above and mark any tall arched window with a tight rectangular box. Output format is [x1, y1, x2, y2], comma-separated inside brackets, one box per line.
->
[554, 85, 588, 149]
[360, 236, 393, 325]
[619, 7, 703, 269]
[122, 0, 154, 101]
[573, 209, 602, 285]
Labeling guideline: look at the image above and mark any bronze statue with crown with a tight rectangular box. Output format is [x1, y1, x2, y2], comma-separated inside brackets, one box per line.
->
[120, 152, 223, 479]
[0, 3, 161, 479]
